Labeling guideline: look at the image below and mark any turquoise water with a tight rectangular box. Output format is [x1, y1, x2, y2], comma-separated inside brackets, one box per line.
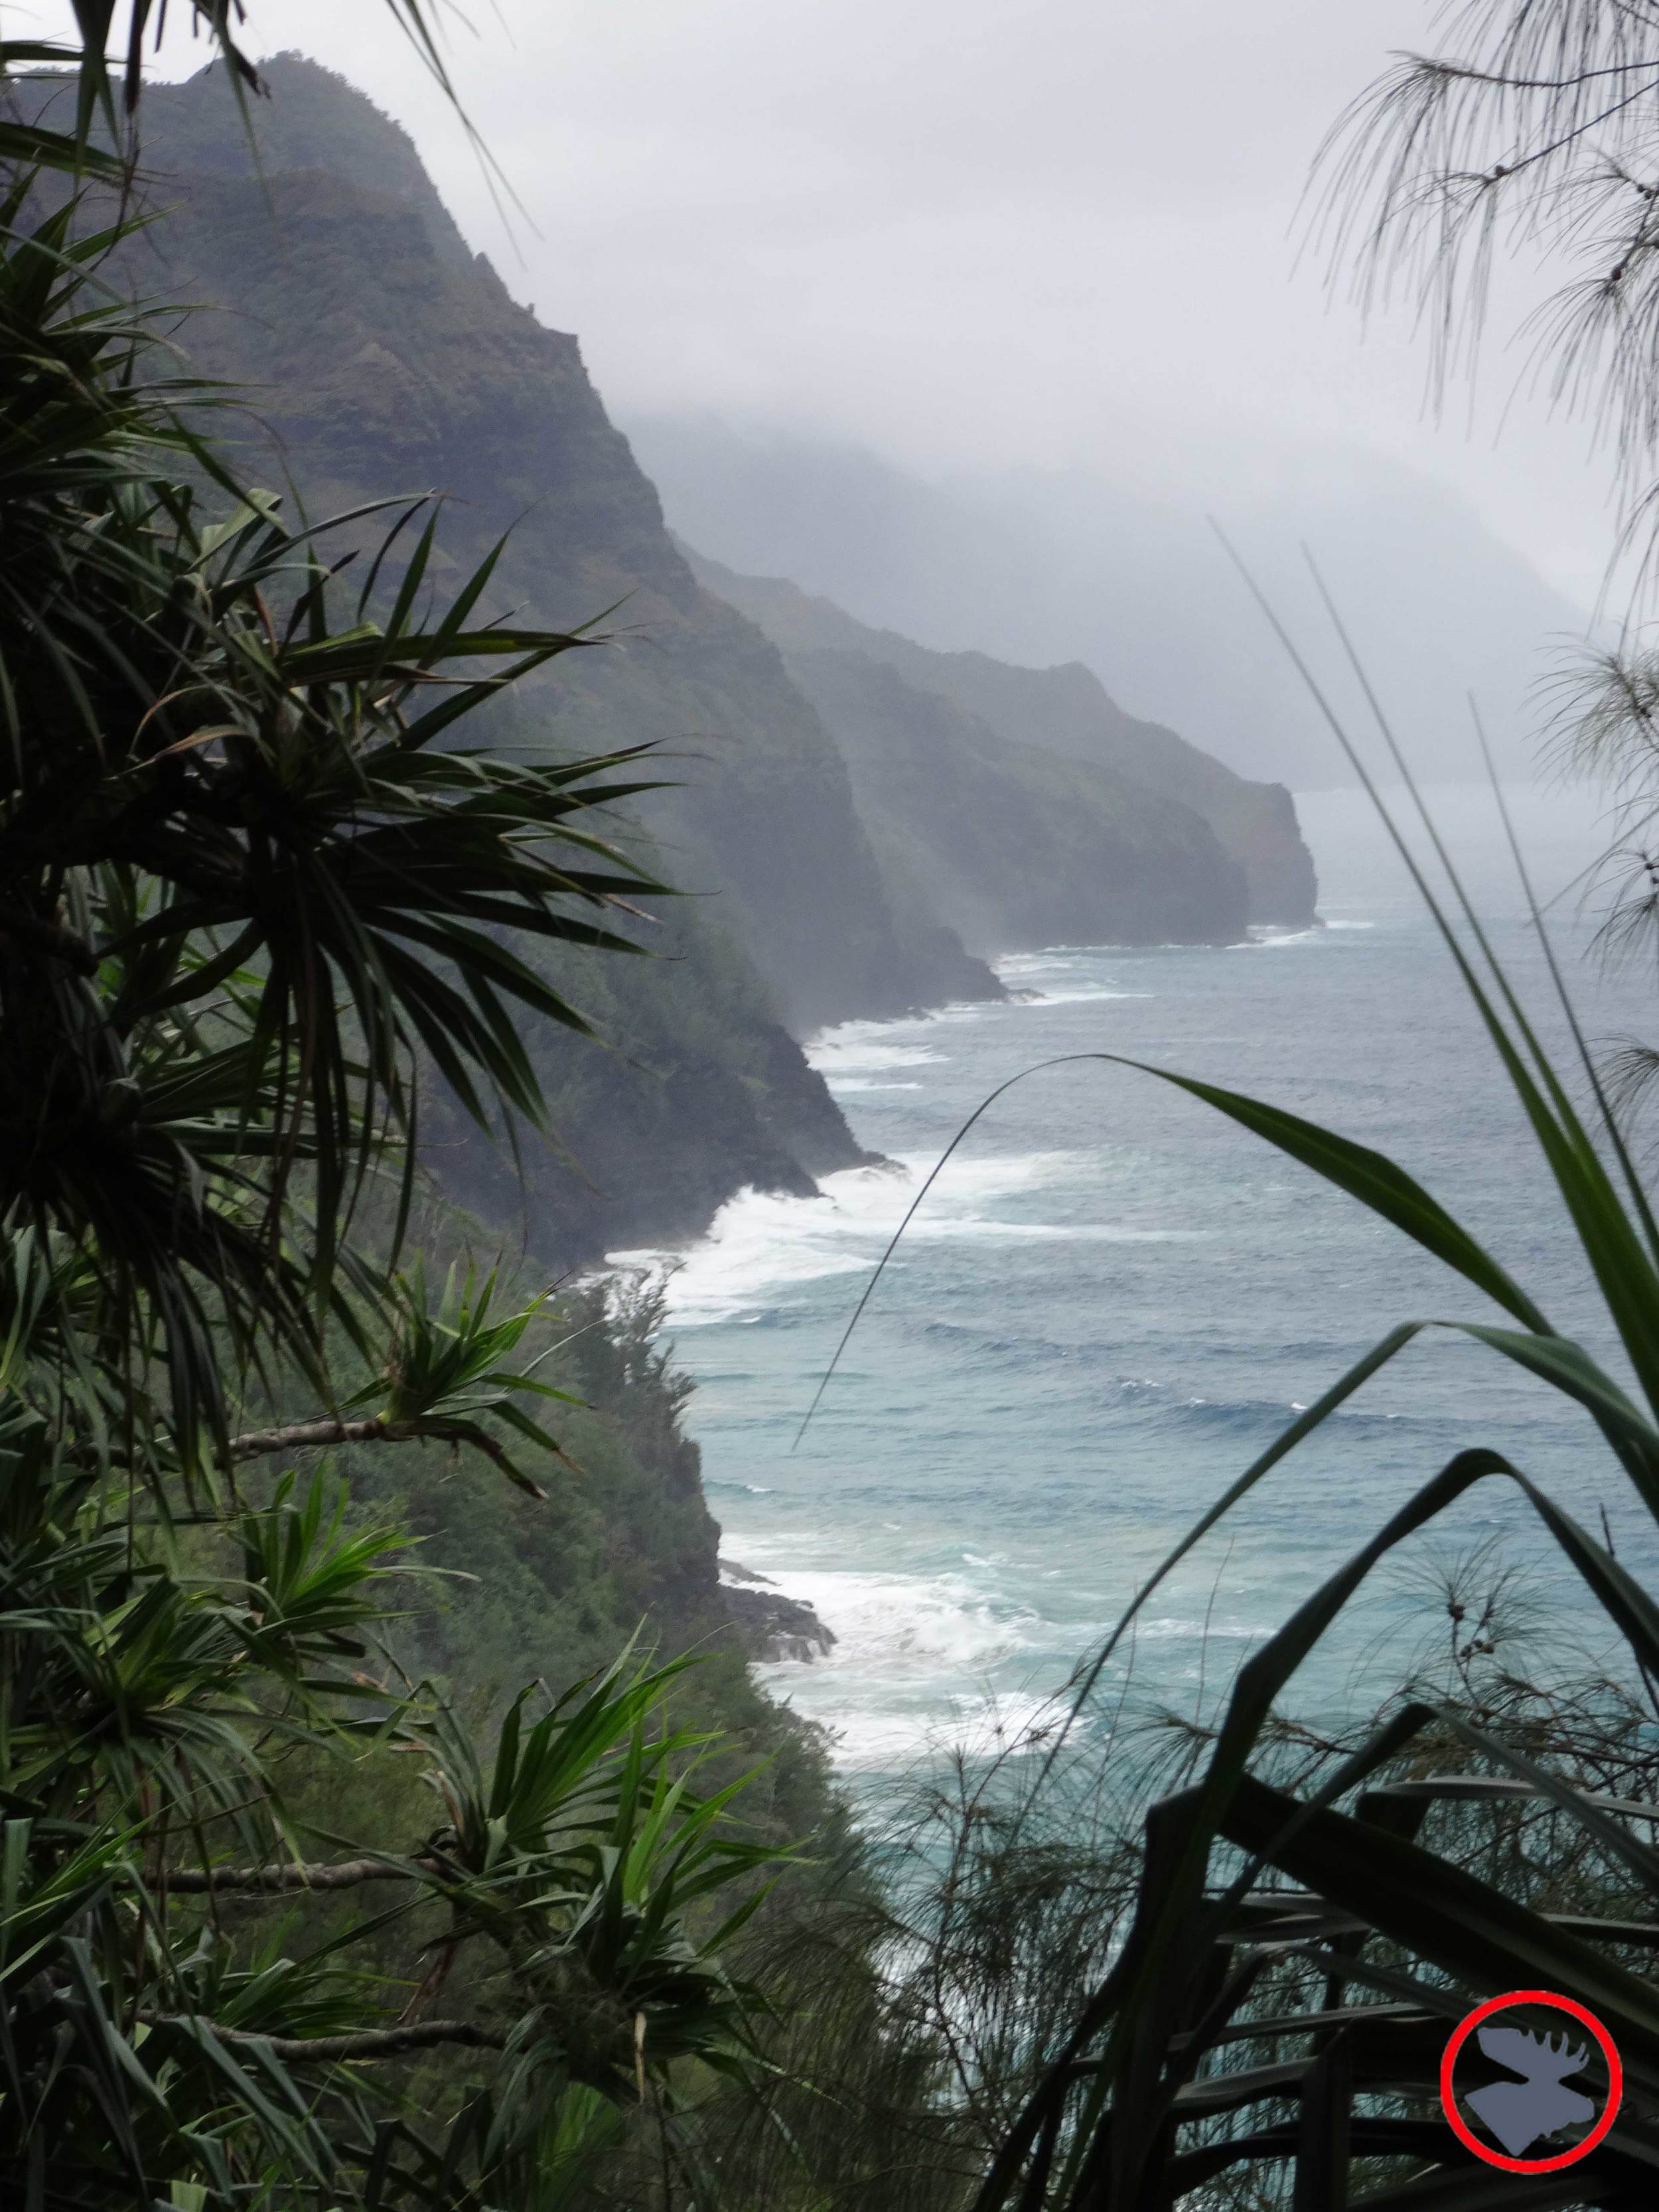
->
[616, 786, 1659, 1779]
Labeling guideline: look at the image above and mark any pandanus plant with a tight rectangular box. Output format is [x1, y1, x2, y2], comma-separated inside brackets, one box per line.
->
[0, 44, 791, 2207]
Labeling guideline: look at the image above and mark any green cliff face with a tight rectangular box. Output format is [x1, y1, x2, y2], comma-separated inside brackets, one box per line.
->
[421, 903, 881, 1268]
[119, 66, 988, 1033]
[685, 552, 1319, 928]
[54, 54, 998, 1276]
[783, 648, 1247, 950]
[33, 51, 1313, 1281]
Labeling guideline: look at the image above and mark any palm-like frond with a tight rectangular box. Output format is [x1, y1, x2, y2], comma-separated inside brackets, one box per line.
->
[0, 40, 791, 2205]
[0, 6, 474, 180]
[0, 190, 668, 1461]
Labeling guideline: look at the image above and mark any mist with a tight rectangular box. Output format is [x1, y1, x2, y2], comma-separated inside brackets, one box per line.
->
[627, 415, 1590, 788]
[20, 0, 1623, 787]
[32, 0, 1619, 607]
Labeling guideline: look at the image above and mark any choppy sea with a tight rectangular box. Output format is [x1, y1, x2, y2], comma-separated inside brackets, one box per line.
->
[612, 785, 1659, 1787]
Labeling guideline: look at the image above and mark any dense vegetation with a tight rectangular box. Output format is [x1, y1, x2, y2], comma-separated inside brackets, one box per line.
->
[17, 7, 1659, 2210]
[0, 25, 859, 2197]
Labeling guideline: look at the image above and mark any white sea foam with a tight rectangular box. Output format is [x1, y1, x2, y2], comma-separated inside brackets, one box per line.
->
[716, 1539, 1271, 1769]
[995, 952, 1060, 973]
[1029, 987, 1155, 1005]
[731, 1556, 1051, 1769]
[806, 1014, 958, 1076]
[778, 1692, 1062, 1771]
[610, 1149, 1104, 1324]
[994, 944, 1127, 967]
[812, 1040, 946, 1073]
[987, 949, 1157, 1005]
[1232, 925, 1327, 950]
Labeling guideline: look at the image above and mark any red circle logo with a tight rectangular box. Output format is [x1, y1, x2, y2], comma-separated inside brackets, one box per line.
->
[1440, 1990, 1621, 2172]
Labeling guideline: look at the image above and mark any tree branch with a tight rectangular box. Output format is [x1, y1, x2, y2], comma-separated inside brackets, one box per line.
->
[151, 1855, 441, 1891]
[140, 2013, 503, 2061]
[226, 1411, 547, 1495]
[227, 1416, 393, 1461]
[66, 1410, 546, 1497]
[62, 1418, 392, 1471]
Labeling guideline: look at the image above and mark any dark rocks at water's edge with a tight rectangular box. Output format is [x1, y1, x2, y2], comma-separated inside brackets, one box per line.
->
[720, 1560, 837, 1663]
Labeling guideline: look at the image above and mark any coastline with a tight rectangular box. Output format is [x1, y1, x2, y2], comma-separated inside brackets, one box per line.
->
[599, 786, 1659, 1782]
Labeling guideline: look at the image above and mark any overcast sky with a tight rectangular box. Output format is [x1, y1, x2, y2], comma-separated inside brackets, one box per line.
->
[15, 0, 1625, 605]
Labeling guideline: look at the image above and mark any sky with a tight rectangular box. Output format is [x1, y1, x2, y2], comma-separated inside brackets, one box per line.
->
[11, 0, 1624, 606]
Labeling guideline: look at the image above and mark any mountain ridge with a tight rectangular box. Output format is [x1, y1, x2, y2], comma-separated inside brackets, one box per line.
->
[20, 53, 1318, 1270]
[685, 548, 1317, 929]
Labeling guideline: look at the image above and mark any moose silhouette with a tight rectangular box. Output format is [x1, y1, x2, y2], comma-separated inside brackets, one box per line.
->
[1465, 2023, 1598, 2157]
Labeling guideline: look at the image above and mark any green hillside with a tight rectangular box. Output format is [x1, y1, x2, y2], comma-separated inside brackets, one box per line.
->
[120, 60, 991, 1027]
[25, 52, 1317, 1275]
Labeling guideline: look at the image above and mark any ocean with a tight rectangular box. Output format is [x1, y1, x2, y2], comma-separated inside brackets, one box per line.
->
[614, 784, 1659, 1787]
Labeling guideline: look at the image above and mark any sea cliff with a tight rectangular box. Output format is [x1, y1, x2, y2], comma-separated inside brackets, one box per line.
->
[23, 52, 1319, 1268]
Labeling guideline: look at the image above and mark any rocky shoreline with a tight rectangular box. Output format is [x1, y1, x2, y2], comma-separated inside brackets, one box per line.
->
[720, 1559, 836, 1664]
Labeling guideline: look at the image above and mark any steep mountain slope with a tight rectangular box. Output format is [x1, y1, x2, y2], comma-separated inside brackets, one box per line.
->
[112, 64, 979, 1035]
[24, 56, 993, 1268]
[687, 552, 1316, 928]
[19, 54, 1303, 1262]
[421, 903, 881, 1263]
[113, 59, 1280, 970]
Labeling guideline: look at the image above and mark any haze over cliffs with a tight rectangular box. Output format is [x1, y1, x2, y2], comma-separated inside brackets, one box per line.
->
[46, 55, 1320, 1262]
[687, 550, 1315, 934]
[628, 417, 1587, 791]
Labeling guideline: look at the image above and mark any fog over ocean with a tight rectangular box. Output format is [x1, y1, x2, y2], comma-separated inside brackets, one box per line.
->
[612, 785, 1659, 1785]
